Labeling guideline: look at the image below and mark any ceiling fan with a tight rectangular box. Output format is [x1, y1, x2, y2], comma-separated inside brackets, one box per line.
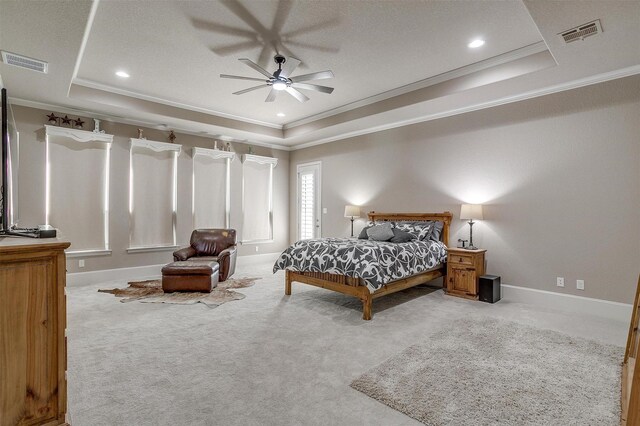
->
[220, 54, 334, 103]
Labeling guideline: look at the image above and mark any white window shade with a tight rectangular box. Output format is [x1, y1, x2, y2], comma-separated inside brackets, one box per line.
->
[45, 126, 113, 255]
[128, 139, 181, 251]
[241, 154, 277, 243]
[192, 147, 234, 229]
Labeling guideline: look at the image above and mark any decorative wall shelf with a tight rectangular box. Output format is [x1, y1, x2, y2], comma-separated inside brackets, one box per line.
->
[45, 125, 113, 143]
[241, 154, 278, 167]
[130, 138, 181, 153]
[192, 147, 235, 160]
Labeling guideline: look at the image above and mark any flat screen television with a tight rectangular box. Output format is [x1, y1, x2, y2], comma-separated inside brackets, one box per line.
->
[1, 87, 20, 232]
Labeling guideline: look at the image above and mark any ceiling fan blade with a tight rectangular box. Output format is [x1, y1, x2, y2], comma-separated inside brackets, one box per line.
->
[220, 74, 267, 82]
[291, 82, 334, 94]
[257, 45, 273, 69]
[191, 18, 255, 38]
[239, 58, 273, 78]
[232, 84, 268, 95]
[285, 87, 309, 103]
[279, 56, 301, 78]
[265, 88, 278, 102]
[212, 41, 260, 56]
[290, 70, 334, 82]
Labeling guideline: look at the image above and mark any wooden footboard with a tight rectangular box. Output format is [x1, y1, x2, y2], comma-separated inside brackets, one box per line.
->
[285, 267, 445, 320]
[621, 275, 640, 425]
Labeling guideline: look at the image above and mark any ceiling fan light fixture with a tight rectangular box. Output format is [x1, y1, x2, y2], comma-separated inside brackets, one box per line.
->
[272, 81, 287, 91]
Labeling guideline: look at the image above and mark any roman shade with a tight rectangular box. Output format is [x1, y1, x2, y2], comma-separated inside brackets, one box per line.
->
[241, 154, 277, 243]
[192, 147, 234, 229]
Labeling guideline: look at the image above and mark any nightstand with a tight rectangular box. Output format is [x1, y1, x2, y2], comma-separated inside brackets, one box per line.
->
[445, 248, 486, 300]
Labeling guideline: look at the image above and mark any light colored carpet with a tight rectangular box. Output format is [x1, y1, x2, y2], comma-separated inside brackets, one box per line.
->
[66, 260, 627, 425]
[351, 317, 623, 425]
[97, 277, 259, 306]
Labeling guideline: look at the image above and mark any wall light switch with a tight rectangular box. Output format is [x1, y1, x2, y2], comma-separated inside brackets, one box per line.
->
[322, 208, 327, 214]
[79, 259, 85, 268]
[255, 246, 259, 252]
[556, 277, 564, 287]
[577, 280, 585, 290]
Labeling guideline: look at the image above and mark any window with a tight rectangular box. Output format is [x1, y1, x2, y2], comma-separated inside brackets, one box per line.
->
[45, 125, 112, 256]
[192, 147, 234, 229]
[241, 154, 277, 243]
[128, 138, 181, 252]
[297, 162, 321, 240]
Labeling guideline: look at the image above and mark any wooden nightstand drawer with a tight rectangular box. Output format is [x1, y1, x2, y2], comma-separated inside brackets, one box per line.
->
[449, 253, 473, 265]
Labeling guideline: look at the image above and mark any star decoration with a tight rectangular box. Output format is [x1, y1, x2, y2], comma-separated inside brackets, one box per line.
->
[61, 115, 72, 125]
[47, 113, 58, 123]
[74, 117, 85, 128]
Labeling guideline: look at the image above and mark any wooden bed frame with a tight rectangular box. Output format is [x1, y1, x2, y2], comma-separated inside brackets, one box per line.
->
[284, 212, 452, 320]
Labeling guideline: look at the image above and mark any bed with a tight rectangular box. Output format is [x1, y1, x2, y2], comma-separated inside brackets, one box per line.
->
[273, 212, 452, 320]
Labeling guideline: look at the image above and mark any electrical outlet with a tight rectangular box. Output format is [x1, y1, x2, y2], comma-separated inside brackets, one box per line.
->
[577, 279, 585, 290]
[79, 259, 85, 268]
[322, 208, 327, 214]
[556, 277, 564, 287]
[255, 246, 259, 252]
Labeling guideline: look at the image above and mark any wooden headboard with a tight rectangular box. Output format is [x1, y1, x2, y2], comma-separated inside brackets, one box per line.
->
[367, 211, 453, 247]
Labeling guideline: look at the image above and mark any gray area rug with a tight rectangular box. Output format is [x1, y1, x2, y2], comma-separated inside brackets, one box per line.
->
[98, 277, 259, 307]
[351, 317, 623, 425]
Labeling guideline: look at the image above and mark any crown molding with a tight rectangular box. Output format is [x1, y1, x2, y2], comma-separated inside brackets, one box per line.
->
[285, 42, 549, 130]
[192, 146, 235, 160]
[45, 124, 113, 143]
[71, 77, 282, 130]
[290, 63, 640, 151]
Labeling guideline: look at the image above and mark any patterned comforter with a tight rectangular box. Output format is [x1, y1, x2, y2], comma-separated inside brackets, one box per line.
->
[273, 238, 448, 293]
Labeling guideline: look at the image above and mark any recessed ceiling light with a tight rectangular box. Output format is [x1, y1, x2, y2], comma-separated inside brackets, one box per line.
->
[277, 112, 285, 117]
[468, 39, 485, 49]
[115, 70, 130, 78]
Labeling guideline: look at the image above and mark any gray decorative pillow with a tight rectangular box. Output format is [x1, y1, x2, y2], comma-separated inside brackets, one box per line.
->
[430, 221, 444, 242]
[389, 228, 417, 243]
[366, 223, 394, 241]
[358, 225, 372, 239]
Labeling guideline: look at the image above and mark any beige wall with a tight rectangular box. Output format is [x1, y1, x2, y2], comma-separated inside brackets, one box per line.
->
[289, 75, 640, 304]
[12, 105, 289, 273]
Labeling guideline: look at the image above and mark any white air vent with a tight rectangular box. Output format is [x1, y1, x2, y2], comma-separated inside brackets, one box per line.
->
[1, 50, 48, 73]
[559, 20, 603, 44]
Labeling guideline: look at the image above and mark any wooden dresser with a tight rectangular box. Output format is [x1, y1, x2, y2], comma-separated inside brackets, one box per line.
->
[0, 238, 70, 426]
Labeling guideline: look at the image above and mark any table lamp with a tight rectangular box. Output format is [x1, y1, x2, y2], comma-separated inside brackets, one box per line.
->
[460, 204, 483, 250]
[344, 205, 361, 237]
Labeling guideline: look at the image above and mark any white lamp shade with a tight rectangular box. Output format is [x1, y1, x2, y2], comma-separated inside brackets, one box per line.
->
[460, 204, 483, 220]
[344, 205, 361, 218]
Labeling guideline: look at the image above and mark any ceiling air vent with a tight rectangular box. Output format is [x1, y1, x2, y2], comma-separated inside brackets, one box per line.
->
[1, 50, 48, 74]
[559, 19, 603, 44]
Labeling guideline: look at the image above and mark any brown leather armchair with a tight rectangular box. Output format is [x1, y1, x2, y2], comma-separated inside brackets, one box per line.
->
[173, 229, 237, 282]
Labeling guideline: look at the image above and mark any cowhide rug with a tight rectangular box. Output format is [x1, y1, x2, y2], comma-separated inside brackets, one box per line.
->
[98, 277, 259, 307]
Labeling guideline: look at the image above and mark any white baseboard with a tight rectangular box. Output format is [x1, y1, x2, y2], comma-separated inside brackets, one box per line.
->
[66, 252, 281, 287]
[501, 284, 633, 323]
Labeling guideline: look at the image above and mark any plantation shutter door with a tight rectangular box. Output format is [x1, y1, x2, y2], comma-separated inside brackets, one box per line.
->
[192, 148, 233, 229]
[299, 171, 315, 240]
[46, 130, 112, 253]
[129, 140, 181, 249]
[241, 155, 277, 243]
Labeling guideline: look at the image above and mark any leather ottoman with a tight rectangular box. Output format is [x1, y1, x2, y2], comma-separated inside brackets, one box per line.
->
[161, 260, 219, 293]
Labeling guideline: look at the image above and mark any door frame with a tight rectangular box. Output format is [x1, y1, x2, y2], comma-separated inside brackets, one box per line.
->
[296, 161, 322, 241]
